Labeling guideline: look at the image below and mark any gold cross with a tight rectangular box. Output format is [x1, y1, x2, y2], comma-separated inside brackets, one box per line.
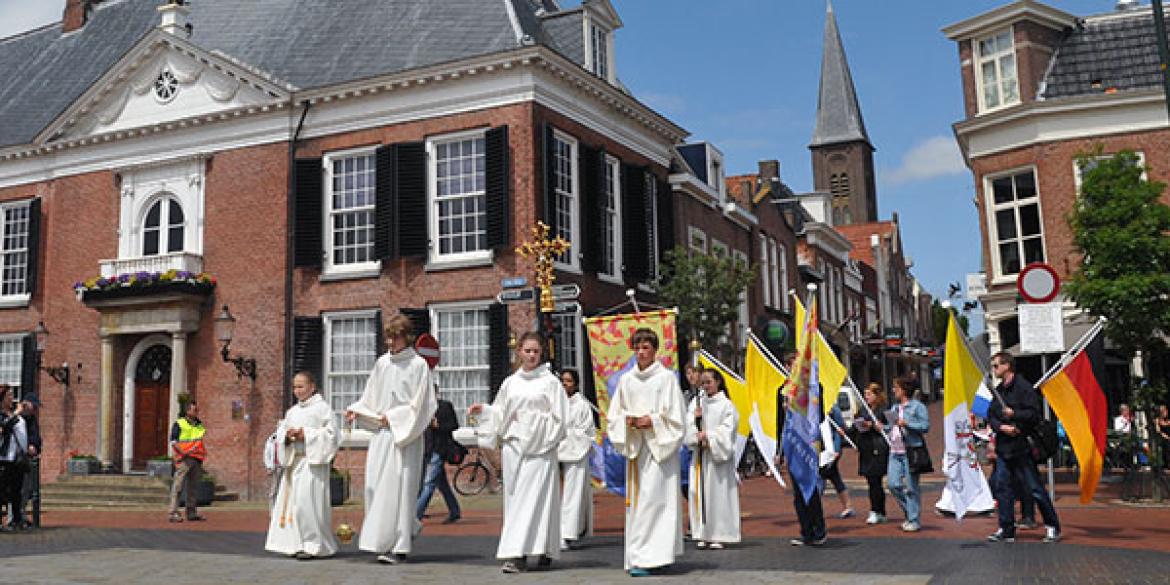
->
[515, 221, 570, 312]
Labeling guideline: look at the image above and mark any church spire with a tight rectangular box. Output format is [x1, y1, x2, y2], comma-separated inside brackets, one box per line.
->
[810, 0, 871, 148]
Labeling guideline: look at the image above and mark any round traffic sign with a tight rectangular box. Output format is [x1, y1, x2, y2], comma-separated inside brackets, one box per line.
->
[414, 333, 441, 369]
[1017, 263, 1060, 303]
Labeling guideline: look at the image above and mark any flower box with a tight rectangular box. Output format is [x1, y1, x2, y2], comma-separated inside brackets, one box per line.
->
[80, 281, 214, 303]
[74, 270, 216, 303]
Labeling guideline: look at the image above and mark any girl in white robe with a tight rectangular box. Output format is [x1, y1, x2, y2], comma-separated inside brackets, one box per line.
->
[469, 332, 569, 574]
[557, 368, 595, 550]
[684, 368, 741, 549]
[265, 372, 340, 559]
[605, 328, 686, 577]
[345, 316, 437, 564]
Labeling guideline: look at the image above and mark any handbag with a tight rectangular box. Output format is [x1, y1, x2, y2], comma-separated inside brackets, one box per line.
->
[907, 442, 933, 474]
[444, 442, 468, 466]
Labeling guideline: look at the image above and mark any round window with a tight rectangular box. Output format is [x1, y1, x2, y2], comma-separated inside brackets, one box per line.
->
[154, 69, 179, 103]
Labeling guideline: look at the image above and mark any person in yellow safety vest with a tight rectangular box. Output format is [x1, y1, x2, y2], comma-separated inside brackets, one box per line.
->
[168, 401, 207, 523]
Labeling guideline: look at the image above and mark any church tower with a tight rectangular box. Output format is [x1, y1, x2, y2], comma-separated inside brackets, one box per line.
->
[809, 0, 877, 225]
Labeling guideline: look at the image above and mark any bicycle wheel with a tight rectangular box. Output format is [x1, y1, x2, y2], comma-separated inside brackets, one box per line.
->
[454, 462, 491, 496]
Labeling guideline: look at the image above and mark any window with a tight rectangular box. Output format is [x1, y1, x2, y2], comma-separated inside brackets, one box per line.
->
[433, 305, 491, 416]
[1074, 151, 1147, 194]
[142, 197, 184, 256]
[711, 239, 728, 259]
[325, 149, 377, 273]
[976, 28, 1019, 112]
[324, 312, 379, 427]
[759, 235, 771, 308]
[733, 250, 749, 347]
[551, 132, 579, 269]
[0, 336, 21, 399]
[153, 69, 179, 103]
[834, 266, 844, 324]
[601, 155, 622, 279]
[590, 23, 609, 79]
[0, 202, 31, 297]
[689, 226, 708, 256]
[987, 169, 1044, 277]
[647, 175, 661, 281]
[430, 132, 489, 262]
[830, 173, 850, 225]
[774, 240, 788, 311]
[552, 308, 582, 373]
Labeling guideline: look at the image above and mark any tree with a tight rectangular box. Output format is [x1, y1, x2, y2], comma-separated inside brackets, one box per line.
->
[654, 246, 757, 360]
[931, 299, 969, 345]
[1065, 149, 1170, 499]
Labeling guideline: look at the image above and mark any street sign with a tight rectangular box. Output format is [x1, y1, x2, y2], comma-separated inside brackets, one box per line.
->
[966, 273, 987, 298]
[496, 288, 535, 304]
[1018, 263, 1060, 303]
[414, 333, 441, 369]
[501, 277, 528, 289]
[1019, 302, 1065, 354]
[553, 301, 580, 314]
[550, 283, 580, 300]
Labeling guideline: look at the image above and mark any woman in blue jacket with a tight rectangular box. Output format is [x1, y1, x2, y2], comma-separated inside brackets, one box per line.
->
[885, 377, 929, 532]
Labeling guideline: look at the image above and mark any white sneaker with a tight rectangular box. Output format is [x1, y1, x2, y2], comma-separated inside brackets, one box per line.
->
[560, 539, 570, 551]
[865, 511, 880, 525]
[1043, 527, 1061, 543]
[696, 541, 708, 549]
[902, 521, 921, 532]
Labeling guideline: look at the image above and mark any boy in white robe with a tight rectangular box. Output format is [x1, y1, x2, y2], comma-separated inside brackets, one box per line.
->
[346, 315, 437, 564]
[605, 328, 686, 577]
[470, 332, 568, 574]
[265, 372, 340, 559]
[684, 368, 741, 549]
[557, 368, 595, 550]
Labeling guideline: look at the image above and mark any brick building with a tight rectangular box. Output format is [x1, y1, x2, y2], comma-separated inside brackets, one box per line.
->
[945, 0, 1168, 387]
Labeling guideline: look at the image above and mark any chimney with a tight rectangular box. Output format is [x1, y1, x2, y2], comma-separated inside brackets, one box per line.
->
[62, 0, 91, 33]
[158, 0, 191, 36]
[758, 159, 780, 182]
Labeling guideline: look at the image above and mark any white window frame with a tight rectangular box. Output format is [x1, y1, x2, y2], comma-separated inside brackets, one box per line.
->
[834, 266, 844, 325]
[710, 239, 728, 259]
[775, 239, 788, 312]
[552, 304, 584, 375]
[1074, 151, 1147, 194]
[323, 146, 381, 279]
[985, 166, 1046, 282]
[600, 155, 623, 283]
[0, 335, 23, 397]
[975, 26, 1020, 113]
[426, 128, 493, 268]
[0, 200, 32, 305]
[323, 309, 380, 447]
[551, 130, 581, 273]
[430, 300, 493, 418]
[689, 226, 708, 256]
[139, 195, 186, 257]
[759, 235, 772, 308]
[585, 20, 613, 82]
[647, 175, 661, 283]
[732, 250, 750, 347]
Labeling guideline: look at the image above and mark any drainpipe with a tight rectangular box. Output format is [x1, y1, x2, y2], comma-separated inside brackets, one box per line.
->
[284, 101, 311, 413]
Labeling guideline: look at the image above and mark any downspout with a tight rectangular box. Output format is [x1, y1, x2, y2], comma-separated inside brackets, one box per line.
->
[284, 100, 311, 413]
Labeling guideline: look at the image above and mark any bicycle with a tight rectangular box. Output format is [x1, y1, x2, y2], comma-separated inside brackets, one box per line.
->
[738, 435, 768, 480]
[453, 447, 501, 496]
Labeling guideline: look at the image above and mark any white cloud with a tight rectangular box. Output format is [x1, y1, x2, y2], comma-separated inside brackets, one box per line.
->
[882, 135, 967, 185]
[0, 0, 65, 40]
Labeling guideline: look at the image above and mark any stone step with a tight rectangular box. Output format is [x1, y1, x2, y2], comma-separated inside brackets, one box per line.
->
[42, 483, 170, 495]
[40, 490, 171, 504]
[53, 475, 170, 486]
[41, 500, 171, 510]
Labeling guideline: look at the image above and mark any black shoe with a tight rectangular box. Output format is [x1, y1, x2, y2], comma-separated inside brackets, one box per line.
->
[441, 515, 461, 525]
[536, 555, 552, 569]
[501, 559, 526, 574]
[987, 529, 1016, 543]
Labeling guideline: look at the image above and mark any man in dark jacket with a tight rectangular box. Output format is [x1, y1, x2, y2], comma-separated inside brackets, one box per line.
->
[415, 384, 461, 524]
[986, 352, 1061, 544]
[15, 394, 41, 529]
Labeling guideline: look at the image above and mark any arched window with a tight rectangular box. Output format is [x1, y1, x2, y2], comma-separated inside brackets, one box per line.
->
[143, 197, 185, 256]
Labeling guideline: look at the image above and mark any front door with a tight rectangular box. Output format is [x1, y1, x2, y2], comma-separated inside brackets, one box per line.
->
[132, 383, 169, 469]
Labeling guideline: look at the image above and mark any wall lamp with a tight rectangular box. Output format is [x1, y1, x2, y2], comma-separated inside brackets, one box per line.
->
[33, 321, 71, 389]
[214, 305, 257, 381]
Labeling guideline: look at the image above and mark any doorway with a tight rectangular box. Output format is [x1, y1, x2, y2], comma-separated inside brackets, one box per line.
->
[131, 344, 172, 469]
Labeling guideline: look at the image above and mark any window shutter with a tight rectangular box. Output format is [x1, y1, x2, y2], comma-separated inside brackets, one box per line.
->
[293, 158, 324, 268]
[24, 198, 41, 296]
[292, 316, 324, 391]
[578, 144, 601, 273]
[21, 333, 37, 398]
[374, 310, 385, 356]
[656, 176, 675, 259]
[398, 307, 431, 339]
[484, 126, 510, 249]
[394, 142, 428, 258]
[578, 319, 599, 426]
[543, 124, 557, 230]
[375, 145, 397, 260]
[621, 164, 649, 283]
[487, 303, 510, 401]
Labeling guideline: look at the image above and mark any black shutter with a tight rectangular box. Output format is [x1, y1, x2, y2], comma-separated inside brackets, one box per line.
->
[21, 333, 37, 400]
[484, 126, 510, 250]
[398, 308, 431, 339]
[621, 164, 649, 283]
[394, 142, 428, 258]
[656, 176, 675, 260]
[292, 317, 324, 389]
[374, 310, 385, 356]
[24, 198, 40, 296]
[578, 144, 601, 273]
[543, 124, 557, 229]
[375, 145, 397, 260]
[488, 303, 510, 401]
[578, 319, 599, 427]
[293, 158, 323, 268]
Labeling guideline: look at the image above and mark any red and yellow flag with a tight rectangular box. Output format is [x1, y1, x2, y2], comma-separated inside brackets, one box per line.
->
[1040, 350, 1107, 504]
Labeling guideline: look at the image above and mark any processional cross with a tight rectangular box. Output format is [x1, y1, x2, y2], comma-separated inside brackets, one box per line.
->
[515, 221, 570, 313]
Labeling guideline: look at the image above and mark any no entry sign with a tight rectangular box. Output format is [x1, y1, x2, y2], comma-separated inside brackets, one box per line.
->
[415, 333, 441, 370]
[1017, 263, 1060, 303]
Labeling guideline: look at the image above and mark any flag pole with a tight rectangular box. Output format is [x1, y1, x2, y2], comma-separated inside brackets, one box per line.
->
[1035, 317, 1106, 388]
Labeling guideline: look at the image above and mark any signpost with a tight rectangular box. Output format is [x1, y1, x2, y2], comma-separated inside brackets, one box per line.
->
[1017, 262, 1061, 500]
[550, 283, 581, 300]
[496, 288, 535, 304]
[501, 277, 528, 289]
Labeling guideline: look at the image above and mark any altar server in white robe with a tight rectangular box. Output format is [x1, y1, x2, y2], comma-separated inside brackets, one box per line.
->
[605, 328, 687, 577]
[557, 368, 595, 550]
[345, 314, 437, 565]
[469, 332, 568, 574]
[266, 372, 340, 559]
[684, 368, 741, 549]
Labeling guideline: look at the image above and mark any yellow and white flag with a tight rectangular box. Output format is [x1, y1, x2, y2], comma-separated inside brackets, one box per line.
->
[937, 312, 995, 519]
[698, 351, 752, 465]
[794, 295, 849, 414]
[745, 334, 787, 487]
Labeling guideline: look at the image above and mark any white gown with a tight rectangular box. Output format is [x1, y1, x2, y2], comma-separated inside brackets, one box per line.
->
[605, 360, 686, 570]
[476, 363, 569, 559]
[557, 391, 596, 543]
[348, 347, 437, 555]
[684, 392, 741, 544]
[265, 394, 340, 557]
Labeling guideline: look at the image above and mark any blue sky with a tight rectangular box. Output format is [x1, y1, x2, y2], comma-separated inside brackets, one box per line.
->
[0, 0, 1120, 312]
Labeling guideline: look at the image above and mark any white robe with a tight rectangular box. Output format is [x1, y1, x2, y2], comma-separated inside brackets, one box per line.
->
[348, 348, 437, 555]
[476, 363, 568, 559]
[265, 394, 340, 557]
[605, 360, 686, 570]
[684, 393, 741, 544]
[557, 392, 596, 542]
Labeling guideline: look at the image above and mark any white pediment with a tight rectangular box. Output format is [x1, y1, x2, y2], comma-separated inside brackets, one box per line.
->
[45, 31, 290, 144]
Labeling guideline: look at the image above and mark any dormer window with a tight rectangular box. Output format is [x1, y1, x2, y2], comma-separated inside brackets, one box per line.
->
[589, 23, 610, 79]
[976, 28, 1019, 112]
